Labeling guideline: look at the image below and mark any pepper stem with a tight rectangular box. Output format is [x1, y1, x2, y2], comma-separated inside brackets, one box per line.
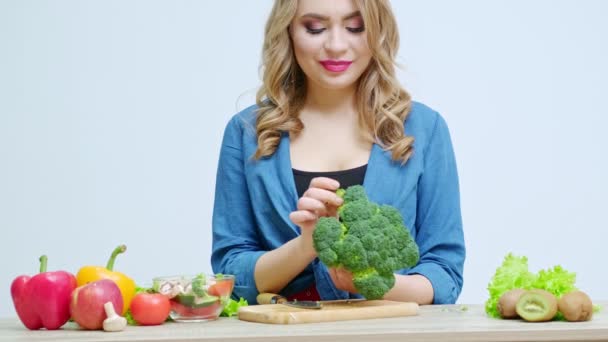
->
[39, 255, 48, 273]
[106, 245, 127, 271]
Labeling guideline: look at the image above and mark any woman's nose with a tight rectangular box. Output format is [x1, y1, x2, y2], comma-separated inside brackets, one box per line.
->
[324, 28, 348, 55]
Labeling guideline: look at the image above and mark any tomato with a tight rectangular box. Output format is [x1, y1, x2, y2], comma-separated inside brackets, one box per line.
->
[207, 279, 234, 297]
[170, 300, 222, 319]
[130, 293, 171, 326]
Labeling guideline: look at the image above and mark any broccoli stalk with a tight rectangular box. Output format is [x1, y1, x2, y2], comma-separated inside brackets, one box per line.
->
[313, 185, 419, 299]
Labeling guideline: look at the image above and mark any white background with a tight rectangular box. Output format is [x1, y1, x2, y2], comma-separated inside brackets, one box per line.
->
[1, 0, 607, 318]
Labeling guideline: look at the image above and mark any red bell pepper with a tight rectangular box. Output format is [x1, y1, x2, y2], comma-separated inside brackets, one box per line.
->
[11, 255, 77, 330]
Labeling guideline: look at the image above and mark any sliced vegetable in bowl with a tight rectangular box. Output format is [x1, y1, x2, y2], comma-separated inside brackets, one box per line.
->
[152, 274, 235, 322]
[171, 300, 222, 319]
[208, 274, 235, 297]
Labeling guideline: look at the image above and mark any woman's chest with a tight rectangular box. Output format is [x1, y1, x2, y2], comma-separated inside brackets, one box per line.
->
[289, 132, 372, 172]
[243, 139, 425, 240]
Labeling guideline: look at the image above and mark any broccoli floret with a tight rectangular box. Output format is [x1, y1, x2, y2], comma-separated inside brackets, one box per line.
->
[313, 217, 345, 267]
[312, 185, 419, 300]
[340, 185, 367, 203]
[192, 273, 207, 297]
[353, 268, 396, 300]
[339, 199, 377, 225]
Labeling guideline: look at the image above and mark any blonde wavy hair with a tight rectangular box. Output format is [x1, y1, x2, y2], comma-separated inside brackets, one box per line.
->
[254, 0, 414, 163]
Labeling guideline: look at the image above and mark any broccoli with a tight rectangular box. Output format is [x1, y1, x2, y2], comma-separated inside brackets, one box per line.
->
[312, 185, 419, 299]
[191, 273, 207, 297]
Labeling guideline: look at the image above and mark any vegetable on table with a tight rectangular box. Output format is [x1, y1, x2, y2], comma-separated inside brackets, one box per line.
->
[515, 289, 558, 322]
[558, 290, 593, 322]
[167, 274, 221, 320]
[485, 253, 590, 321]
[208, 274, 235, 297]
[151, 273, 241, 321]
[124, 286, 153, 325]
[191, 274, 208, 297]
[102, 301, 127, 332]
[312, 185, 420, 299]
[171, 300, 221, 318]
[497, 289, 525, 318]
[176, 274, 221, 309]
[10, 255, 77, 330]
[71, 279, 123, 330]
[125, 279, 247, 323]
[76, 244, 136, 315]
[156, 281, 184, 298]
[220, 297, 248, 317]
[129, 293, 171, 326]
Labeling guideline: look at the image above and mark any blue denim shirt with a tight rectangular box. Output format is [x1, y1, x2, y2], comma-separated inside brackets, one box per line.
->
[211, 101, 465, 304]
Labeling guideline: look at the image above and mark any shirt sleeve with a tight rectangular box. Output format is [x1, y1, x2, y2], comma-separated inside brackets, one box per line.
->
[401, 113, 466, 304]
[211, 116, 265, 304]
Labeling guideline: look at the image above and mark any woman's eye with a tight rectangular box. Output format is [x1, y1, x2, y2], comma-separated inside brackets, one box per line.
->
[347, 26, 365, 33]
[306, 28, 326, 35]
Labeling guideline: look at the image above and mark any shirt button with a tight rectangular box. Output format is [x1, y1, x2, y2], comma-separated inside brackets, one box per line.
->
[306, 291, 311, 296]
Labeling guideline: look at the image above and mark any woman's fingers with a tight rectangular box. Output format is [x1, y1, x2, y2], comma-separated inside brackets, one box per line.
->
[297, 196, 328, 216]
[329, 267, 337, 279]
[303, 187, 343, 207]
[309, 177, 340, 191]
[294, 177, 343, 219]
[329, 267, 357, 293]
[289, 210, 317, 225]
[329, 268, 346, 290]
[289, 177, 344, 231]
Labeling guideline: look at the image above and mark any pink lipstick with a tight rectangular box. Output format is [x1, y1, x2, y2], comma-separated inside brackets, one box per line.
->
[319, 60, 352, 72]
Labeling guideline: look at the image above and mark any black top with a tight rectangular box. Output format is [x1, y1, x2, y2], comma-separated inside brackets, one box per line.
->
[292, 164, 368, 198]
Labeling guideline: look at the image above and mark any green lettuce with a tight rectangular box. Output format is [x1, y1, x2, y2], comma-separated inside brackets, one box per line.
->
[533, 265, 576, 298]
[485, 253, 577, 318]
[220, 297, 248, 317]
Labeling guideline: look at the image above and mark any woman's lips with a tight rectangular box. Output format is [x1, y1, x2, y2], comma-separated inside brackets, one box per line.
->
[319, 60, 352, 72]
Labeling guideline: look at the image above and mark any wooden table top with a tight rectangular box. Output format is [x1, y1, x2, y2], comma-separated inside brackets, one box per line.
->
[1, 302, 606, 342]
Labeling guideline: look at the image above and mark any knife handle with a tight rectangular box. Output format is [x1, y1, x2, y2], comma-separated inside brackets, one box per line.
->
[257, 292, 287, 304]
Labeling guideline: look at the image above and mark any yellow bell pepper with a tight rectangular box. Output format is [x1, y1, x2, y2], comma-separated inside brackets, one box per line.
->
[76, 244, 136, 315]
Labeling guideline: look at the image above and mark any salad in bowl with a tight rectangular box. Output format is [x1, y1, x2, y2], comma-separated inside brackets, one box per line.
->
[153, 274, 235, 322]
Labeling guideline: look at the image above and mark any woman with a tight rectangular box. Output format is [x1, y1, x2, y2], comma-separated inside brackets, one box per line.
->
[211, 0, 465, 305]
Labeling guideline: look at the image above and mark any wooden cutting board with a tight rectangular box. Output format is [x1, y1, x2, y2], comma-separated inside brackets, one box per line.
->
[237, 300, 419, 324]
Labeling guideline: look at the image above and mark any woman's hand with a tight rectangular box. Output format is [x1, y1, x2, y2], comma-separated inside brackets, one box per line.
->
[289, 177, 343, 254]
[253, 177, 343, 295]
[329, 267, 358, 294]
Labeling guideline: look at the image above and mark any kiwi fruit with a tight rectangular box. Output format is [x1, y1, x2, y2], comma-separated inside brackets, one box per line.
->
[515, 289, 558, 322]
[498, 289, 526, 318]
[558, 290, 593, 322]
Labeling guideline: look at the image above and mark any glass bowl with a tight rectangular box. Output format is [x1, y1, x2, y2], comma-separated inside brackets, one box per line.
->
[152, 274, 235, 322]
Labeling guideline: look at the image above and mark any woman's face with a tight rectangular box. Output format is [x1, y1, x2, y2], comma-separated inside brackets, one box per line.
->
[290, 0, 372, 91]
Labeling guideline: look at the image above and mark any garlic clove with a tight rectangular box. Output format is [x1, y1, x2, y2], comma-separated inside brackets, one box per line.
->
[102, 301, 127, 332]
